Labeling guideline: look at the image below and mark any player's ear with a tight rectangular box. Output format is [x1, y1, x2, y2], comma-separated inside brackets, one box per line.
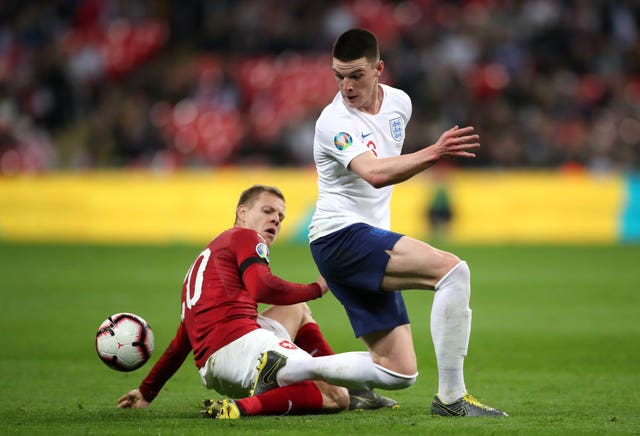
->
[375, 60, 384, 76]
[236, 204, 247, 223]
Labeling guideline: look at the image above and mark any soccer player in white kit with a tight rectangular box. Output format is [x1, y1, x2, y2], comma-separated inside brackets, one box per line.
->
[158, 29, 507, 419]
[306, 28, 507, 417]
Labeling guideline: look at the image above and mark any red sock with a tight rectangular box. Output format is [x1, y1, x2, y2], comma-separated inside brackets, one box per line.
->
[294, 322, 334, 357]
[236, 382, 323, 415]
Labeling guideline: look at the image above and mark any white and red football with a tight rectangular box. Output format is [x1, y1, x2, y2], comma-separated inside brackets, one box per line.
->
[95, 312, 154, 372]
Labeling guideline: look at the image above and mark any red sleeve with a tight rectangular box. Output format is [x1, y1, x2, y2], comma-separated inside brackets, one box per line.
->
[243, 262, 322, 305]
[229, 228, 322, 305]
[139, 322, 192, 403]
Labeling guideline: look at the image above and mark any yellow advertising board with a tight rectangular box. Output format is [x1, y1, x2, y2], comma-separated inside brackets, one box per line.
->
[0, 169, 625, 244]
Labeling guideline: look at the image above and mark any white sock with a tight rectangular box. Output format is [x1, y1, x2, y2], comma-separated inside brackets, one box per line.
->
[278, 351, 417, 390]
[431, 261, 472, 404]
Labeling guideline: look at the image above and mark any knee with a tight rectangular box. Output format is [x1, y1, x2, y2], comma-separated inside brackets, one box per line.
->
[298, 303, 314, 324]
[436, 259, 470, 288]
[373, 364, 418, 390]
[286, 302, 314, 329]
[442, 252, 462, 272]
[387, 372, 417, 390]
[454, 260, 470, 282]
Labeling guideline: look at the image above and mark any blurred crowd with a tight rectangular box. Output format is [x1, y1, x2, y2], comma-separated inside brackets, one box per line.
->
[1, 0, 639, 174]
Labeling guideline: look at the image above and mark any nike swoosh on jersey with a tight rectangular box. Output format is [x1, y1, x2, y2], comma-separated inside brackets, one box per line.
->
[361, 132, 373, 139]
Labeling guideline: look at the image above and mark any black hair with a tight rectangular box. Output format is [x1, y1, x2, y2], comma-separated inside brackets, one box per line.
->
[332, 28, 380, 63]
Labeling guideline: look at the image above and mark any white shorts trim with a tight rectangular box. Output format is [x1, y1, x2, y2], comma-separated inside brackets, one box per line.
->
[257, 315, 291, 340]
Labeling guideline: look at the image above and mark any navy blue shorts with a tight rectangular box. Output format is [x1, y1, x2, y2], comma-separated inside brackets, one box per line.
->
[310, 223, 410, 337]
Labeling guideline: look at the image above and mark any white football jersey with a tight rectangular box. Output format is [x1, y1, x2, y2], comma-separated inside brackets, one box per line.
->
[309, 84, 412, 242]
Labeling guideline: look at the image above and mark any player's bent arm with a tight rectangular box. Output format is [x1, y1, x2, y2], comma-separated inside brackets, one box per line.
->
[349, 150, 434, 188]
[134, 323, 192, 405]
[349, 126, 480, 188]
[244, 263, 324, 305]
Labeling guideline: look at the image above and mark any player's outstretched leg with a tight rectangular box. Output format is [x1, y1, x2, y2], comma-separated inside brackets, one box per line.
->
[250, 350, 287, 396]
[431, 393, 508, 417]
[201, 399, 244, 419]
[348, 389, 399, 410]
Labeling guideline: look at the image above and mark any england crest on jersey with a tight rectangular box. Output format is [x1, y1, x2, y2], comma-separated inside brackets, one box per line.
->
[389, 117, 404, 141]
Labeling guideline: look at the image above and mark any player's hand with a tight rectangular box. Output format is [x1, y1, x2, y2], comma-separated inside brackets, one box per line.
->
[431, 125, 480, 159]
[316, 276, 329, 296]
[117, 389, 150, 409]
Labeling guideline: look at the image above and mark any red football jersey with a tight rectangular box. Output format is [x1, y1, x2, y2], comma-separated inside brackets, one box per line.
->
[139, 227, 322, 402]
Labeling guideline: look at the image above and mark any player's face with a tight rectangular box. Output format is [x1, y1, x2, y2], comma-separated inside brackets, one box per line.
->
[332, 57, 383, 113]
[239, 192, 285, 246]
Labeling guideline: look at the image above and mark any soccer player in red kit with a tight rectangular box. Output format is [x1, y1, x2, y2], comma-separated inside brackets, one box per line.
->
[117, 185, 395, 417]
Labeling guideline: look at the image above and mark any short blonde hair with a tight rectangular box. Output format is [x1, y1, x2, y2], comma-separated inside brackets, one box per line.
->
[234, 185, 285, 224]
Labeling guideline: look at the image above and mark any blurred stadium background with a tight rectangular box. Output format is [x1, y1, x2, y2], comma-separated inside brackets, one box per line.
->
[2, 4, 640, 432]
[1, 0, 639, 244]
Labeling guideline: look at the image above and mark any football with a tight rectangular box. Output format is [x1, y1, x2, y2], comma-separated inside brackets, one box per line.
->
[95, 312, 154, 372]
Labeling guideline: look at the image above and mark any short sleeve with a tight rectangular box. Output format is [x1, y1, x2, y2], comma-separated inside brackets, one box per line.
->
[315, 120, 370, 169]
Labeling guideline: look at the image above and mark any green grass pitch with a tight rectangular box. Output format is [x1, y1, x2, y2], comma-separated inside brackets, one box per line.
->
[1, 241, 639, 435]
